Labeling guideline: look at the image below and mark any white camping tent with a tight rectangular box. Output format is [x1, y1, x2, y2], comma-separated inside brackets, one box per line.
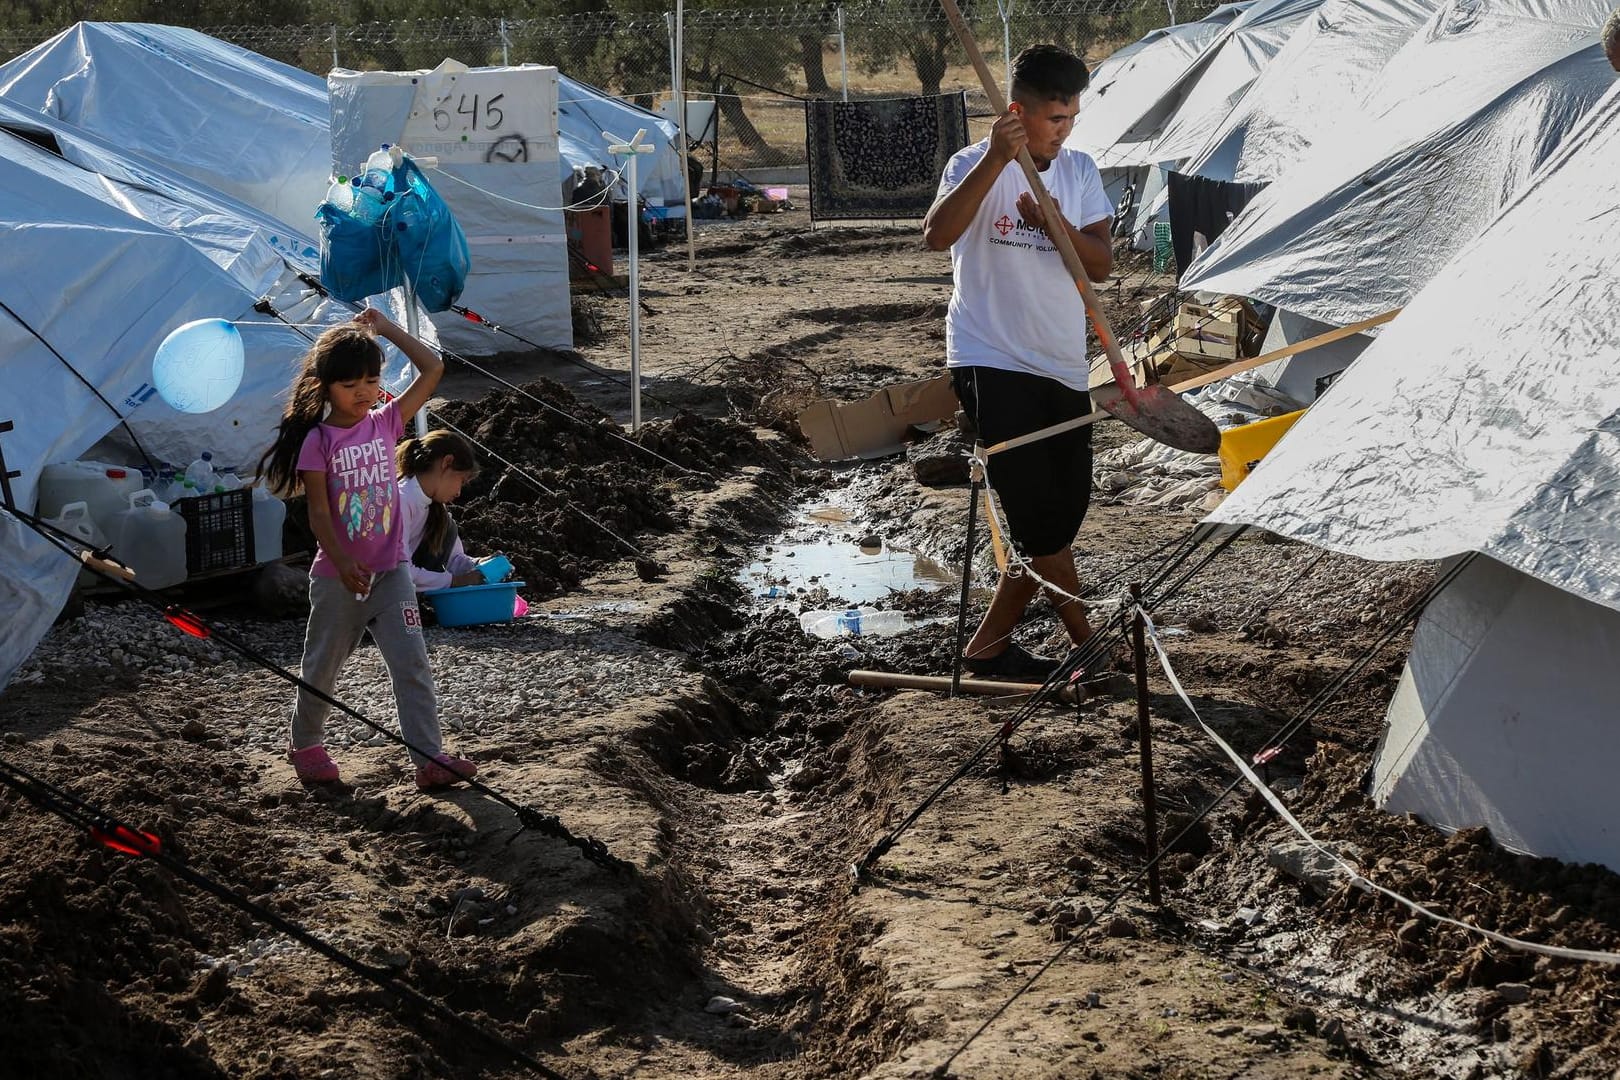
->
[1208, 81, 1620, 868]
[558, 74, 686, 210]
[1181, 0, 1615, 327]
[1181, 0, 1440, 184]
[1068, 5, 1251, 203]
[329, 62, 572, 356]
[1123, 0, 1329, 246]
[1102, 0, 1324, 173]
[0, 22, 332, 235]
[0, 99, 367, 688]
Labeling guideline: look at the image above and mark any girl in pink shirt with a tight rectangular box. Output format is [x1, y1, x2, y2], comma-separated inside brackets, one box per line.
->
[256, 310, 477, 790]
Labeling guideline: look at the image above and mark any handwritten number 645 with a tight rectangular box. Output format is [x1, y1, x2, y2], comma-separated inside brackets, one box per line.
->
[433, 93, 506, 132]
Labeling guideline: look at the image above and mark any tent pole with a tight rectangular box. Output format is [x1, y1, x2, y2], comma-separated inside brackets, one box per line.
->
[403, 288, 428, 437]
[676, 0, 695, 272]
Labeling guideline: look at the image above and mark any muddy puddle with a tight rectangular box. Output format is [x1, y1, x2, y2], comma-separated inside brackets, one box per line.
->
[738, 500, 960, 606]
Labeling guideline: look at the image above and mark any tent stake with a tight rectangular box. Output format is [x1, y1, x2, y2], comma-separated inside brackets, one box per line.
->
[951, 458, 984, 697]
[1131, 582, 1163, 905]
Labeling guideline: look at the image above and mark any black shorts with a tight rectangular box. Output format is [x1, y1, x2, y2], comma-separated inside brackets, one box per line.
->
[953, 365, 1093, 559]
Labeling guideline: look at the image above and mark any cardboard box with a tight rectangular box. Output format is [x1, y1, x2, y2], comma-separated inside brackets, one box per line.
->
[797, 374, 959, 461]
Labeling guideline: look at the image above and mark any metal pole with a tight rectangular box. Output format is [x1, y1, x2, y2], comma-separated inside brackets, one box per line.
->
[999, 0, 1013, 98]
[500, 18, 510, 66]
[837, 5, 849, 102]
[627, 151, 642, 431]
[403, 288, 428, 438]
[675, 0, 695, 272]
[608, 128, 654, 431]
[950, 460, 984, 697]
[1130, 583, 1162, 905]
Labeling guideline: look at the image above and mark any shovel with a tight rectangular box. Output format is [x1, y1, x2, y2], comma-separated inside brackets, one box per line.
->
[936, 0, 1221, 456]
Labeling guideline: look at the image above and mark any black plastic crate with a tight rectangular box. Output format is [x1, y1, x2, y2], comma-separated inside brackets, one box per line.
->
[177, 490, 255, 574]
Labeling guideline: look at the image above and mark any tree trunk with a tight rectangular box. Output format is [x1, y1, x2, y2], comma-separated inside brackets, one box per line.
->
[716, 87, 775, 160]
[800, 33, 831, 96]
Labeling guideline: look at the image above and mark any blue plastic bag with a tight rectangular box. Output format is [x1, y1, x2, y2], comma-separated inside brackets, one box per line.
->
[316, 200, 402, 303]
[387, 159, 470, 313]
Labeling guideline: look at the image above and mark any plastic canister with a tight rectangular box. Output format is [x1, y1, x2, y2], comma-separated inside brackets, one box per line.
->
[251, 485, 286, 562]
[107, 490, 188, 589]
[43, 501, 109, 588]
[37, 460, 144, 529]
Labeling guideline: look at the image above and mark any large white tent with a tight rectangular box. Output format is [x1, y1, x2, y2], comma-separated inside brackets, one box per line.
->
[1180, 0, 1614, 327]
[0, 97, 366, 688]
[0, 22, 332, 235]
[1180, 0, 1440, 184]
[1209, 81, 1620, 869]
[1102, 0, 1324, 172]
[1068, 4, 1250, 203]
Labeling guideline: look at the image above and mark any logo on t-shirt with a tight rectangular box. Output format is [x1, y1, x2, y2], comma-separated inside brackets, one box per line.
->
[994, 214, 1015, 236]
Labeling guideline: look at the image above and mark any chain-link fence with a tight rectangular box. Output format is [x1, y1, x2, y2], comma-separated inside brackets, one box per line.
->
[1, 0, 1220, 174]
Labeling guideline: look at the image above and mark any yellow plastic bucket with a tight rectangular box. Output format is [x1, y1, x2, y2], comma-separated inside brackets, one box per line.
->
[1218, 410, 1306, 491]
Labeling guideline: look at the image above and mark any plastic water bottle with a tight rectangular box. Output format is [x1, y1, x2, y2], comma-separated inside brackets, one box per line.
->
[798, 607, 911, 639]
[326, 175, 354, 212]
[184, 452, 216, 492]
[215, 471, 244, 492]
[352, 185, 386, 225]
[364, 145, 397, 175]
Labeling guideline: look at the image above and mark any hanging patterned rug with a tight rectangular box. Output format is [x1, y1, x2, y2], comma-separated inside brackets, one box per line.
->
[805, 92, 970, 222]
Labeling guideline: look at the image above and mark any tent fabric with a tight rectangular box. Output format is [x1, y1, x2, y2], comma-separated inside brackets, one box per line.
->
[1373, 555, 1620, 871]
[557, 74, 685, 210]
[0, 107, 367, 687]
[1067, 6, 1248, 163]
[0, 22, 332, 234]
[804, 93, 969, 222]
[1207, 80, 1620, 614]
[1104, 0, 1324, 171]
[1182, 0, 1441, 184]
[329, 63, 571, 355]
[1181, 0, 1615, 326]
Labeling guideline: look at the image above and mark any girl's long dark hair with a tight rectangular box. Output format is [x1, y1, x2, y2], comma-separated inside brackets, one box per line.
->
[256, 325, 384, 496]
[396, 429, 479, 557]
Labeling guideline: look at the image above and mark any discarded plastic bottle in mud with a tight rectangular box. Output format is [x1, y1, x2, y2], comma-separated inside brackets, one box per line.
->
[798, 607, 910, 639]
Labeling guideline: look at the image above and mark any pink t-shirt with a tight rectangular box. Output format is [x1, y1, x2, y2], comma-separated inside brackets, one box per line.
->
[297, 400, 405, 578]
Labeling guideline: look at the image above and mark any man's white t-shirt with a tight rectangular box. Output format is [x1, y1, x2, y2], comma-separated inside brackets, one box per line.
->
[939, 141, 1113, 392]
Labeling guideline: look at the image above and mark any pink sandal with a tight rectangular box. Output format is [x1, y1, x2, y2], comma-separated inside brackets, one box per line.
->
[288, 744, 340, 783]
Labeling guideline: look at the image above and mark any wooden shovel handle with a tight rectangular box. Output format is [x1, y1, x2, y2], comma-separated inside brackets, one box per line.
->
[936, 0, 1136, 391]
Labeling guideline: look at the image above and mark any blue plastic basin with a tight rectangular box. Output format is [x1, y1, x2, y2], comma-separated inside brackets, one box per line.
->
[422, 580, 526, 627]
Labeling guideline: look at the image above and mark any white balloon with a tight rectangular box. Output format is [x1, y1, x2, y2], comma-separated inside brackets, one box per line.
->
[152, 318, 245, 414]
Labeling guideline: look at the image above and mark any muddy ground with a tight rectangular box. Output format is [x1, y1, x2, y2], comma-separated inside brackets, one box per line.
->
[2, 203, 1618, 1080]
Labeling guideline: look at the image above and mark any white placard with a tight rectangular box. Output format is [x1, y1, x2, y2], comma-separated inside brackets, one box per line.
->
[401, 64, 559, 165]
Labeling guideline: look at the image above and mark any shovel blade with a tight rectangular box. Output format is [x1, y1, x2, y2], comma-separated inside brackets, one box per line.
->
[1092, 382, 1221, 455]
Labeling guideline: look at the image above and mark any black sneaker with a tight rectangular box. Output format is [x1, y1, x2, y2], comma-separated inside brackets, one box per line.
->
[961, 643, 1061, 681]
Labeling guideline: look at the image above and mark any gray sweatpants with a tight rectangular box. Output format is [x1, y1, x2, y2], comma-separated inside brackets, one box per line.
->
[291, 567, 442, 767]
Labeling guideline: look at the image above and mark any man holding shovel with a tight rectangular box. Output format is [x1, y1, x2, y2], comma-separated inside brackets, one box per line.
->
[922, 43, 1113, 679]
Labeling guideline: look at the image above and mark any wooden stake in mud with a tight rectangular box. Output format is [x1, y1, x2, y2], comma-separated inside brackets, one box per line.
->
[951, 456, 985, 697]
[1130, 582, 1163, 905]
